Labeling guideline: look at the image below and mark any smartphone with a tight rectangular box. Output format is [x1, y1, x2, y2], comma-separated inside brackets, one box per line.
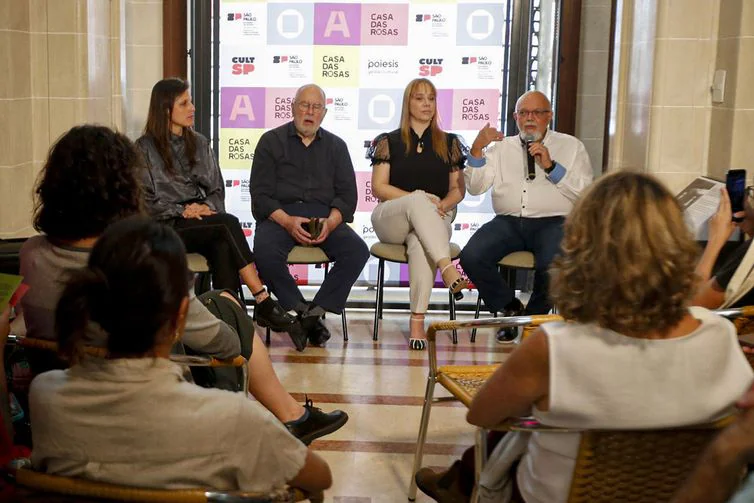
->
[726, 169, 746, 221]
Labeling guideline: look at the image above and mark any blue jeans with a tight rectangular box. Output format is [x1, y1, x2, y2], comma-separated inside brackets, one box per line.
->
[460, 215, 565, 315]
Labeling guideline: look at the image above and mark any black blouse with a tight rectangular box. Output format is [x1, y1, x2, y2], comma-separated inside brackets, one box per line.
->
[366, 128, 467, 199]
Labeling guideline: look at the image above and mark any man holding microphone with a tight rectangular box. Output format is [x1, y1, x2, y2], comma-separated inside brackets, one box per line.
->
[459, 91, 593, 341]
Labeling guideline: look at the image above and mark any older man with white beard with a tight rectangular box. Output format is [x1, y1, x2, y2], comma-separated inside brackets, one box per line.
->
[459, 91, 593, 342]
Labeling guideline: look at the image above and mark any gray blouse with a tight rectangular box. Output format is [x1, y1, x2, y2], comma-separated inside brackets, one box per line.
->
[136, 132, 226, 221]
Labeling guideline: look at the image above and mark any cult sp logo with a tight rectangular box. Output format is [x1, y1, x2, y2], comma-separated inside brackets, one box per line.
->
[418, 58, 443, 77]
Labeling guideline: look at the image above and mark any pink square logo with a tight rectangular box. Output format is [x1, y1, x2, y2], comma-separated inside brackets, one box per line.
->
[361, 4, 408, 46]
[264, 88, 297, 128]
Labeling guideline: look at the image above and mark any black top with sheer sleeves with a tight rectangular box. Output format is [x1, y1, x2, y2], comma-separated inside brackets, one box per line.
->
[366, 128, 468, 199]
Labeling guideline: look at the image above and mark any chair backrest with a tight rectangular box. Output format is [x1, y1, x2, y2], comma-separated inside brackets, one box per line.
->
[13, 336, 245, 368]
[566, 420, 731, 503]
[8, 460, 319, 502]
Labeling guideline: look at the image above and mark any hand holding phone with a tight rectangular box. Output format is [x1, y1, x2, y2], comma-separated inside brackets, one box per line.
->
[726, 169, 746, 222]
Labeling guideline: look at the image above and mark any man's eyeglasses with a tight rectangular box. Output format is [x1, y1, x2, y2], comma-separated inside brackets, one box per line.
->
[295, 101, 325, 112]
[515, 109, 551, 119]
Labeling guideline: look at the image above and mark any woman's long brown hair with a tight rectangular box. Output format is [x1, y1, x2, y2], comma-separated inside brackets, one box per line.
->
[143, 78, 197, 175]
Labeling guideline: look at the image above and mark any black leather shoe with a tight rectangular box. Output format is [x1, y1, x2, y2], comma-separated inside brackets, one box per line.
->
[307, 319, 331, 347]
[496, 298, 524, 344]
[255, 296, 297, 332]
[286, 321, 308, 352]
[284, 397, 348, 445]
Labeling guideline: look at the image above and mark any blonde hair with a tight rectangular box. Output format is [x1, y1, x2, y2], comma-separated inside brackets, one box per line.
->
[550, 171, 699, 336]
[399, 78, 448, 163]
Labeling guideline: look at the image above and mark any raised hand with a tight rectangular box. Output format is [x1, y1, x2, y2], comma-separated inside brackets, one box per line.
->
[471, 122, 503, 155]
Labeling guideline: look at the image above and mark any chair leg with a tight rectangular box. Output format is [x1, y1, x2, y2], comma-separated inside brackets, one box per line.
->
[373, 259, 385, 341]
[265, 327, 271, 346]
[341, 309, 348, 342]
[471, 295, 482, 343]
[449, 290, 458, 344]
[470, 428, 488, 503]
[408, 376, 436, 501]
[322, 262, 330, 319]
[236, 277, 246, 306]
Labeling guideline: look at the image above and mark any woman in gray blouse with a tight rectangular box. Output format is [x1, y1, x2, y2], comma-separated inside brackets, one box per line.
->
[137, 78, 294, 334]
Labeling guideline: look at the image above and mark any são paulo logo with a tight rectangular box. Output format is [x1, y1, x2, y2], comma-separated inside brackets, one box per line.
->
[461, 56, 492, 66]
[227, 12, 256, 22]
[272, 55, 303, 64]
[415, 13, 446, 23]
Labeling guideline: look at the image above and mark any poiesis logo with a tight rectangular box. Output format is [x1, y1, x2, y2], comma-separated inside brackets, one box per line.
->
[367, 59, 399, 75]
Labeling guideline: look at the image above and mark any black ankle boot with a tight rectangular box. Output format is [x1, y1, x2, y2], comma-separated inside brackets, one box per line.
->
[255, 296, 297, 332]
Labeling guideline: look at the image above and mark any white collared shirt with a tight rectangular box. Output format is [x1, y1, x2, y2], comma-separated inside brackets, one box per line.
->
[464, 130, 593, 217]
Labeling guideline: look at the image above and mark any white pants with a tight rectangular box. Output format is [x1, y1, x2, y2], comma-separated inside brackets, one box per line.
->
[371, 191, 453, 313]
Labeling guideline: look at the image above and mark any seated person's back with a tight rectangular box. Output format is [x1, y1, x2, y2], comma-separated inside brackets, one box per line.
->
[31, 358, 303, 491]
[29, 216, 330, 493]
[465, 171, 754, 503]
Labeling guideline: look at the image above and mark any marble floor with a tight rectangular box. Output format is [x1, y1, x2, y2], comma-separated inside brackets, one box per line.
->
[260, 307, 515, 503]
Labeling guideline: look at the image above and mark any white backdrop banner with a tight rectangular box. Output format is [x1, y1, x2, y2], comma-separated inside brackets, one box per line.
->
[218, 0, 506, 286]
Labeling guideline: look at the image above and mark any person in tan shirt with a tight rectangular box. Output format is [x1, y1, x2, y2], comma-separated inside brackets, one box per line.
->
[30, 216, 332, 493]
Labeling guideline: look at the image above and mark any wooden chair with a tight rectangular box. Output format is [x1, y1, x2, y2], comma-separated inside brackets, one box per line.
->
[6, 457, 323, 502]
[370, 242, 463, 343]
[10, 336, 250, 395]
[470, 251, 536, 342]
[496, 416, 736, 503]
[408, 306, 754, 502]
[264, 246, 348, 345]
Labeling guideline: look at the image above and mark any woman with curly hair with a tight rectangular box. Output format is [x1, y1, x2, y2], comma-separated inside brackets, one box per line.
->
[366, 78, 468, 350]
[137, 78, 295, 335]
[20, 125, 145, 346]
[416, 172, 754, 503]
[20, 124, 348, 444]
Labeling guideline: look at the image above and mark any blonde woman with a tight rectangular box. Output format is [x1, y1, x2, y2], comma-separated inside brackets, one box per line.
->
[367, 78, 468, 350]
[417, 172, 754, 502]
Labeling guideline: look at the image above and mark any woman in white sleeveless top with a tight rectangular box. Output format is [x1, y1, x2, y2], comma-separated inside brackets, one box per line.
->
[467, 171, 754, 503]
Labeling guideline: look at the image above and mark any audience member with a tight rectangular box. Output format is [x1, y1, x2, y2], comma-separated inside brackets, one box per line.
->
[367, 78, 468, 350]
[250, 84, 369, 351]
[459, 91, 593, 342]
[692, 186, 754, 308]
[30, 216, 332, 493]
[20, 125, 347, 445]
[137, 78, 296, 336]
[416, 172, 753, 503]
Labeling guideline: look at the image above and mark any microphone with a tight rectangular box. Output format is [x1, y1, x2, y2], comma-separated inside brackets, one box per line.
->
[523, 133, 537, 181]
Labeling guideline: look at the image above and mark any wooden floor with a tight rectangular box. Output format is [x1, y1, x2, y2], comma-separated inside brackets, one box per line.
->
[264, 309, 513, 503]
